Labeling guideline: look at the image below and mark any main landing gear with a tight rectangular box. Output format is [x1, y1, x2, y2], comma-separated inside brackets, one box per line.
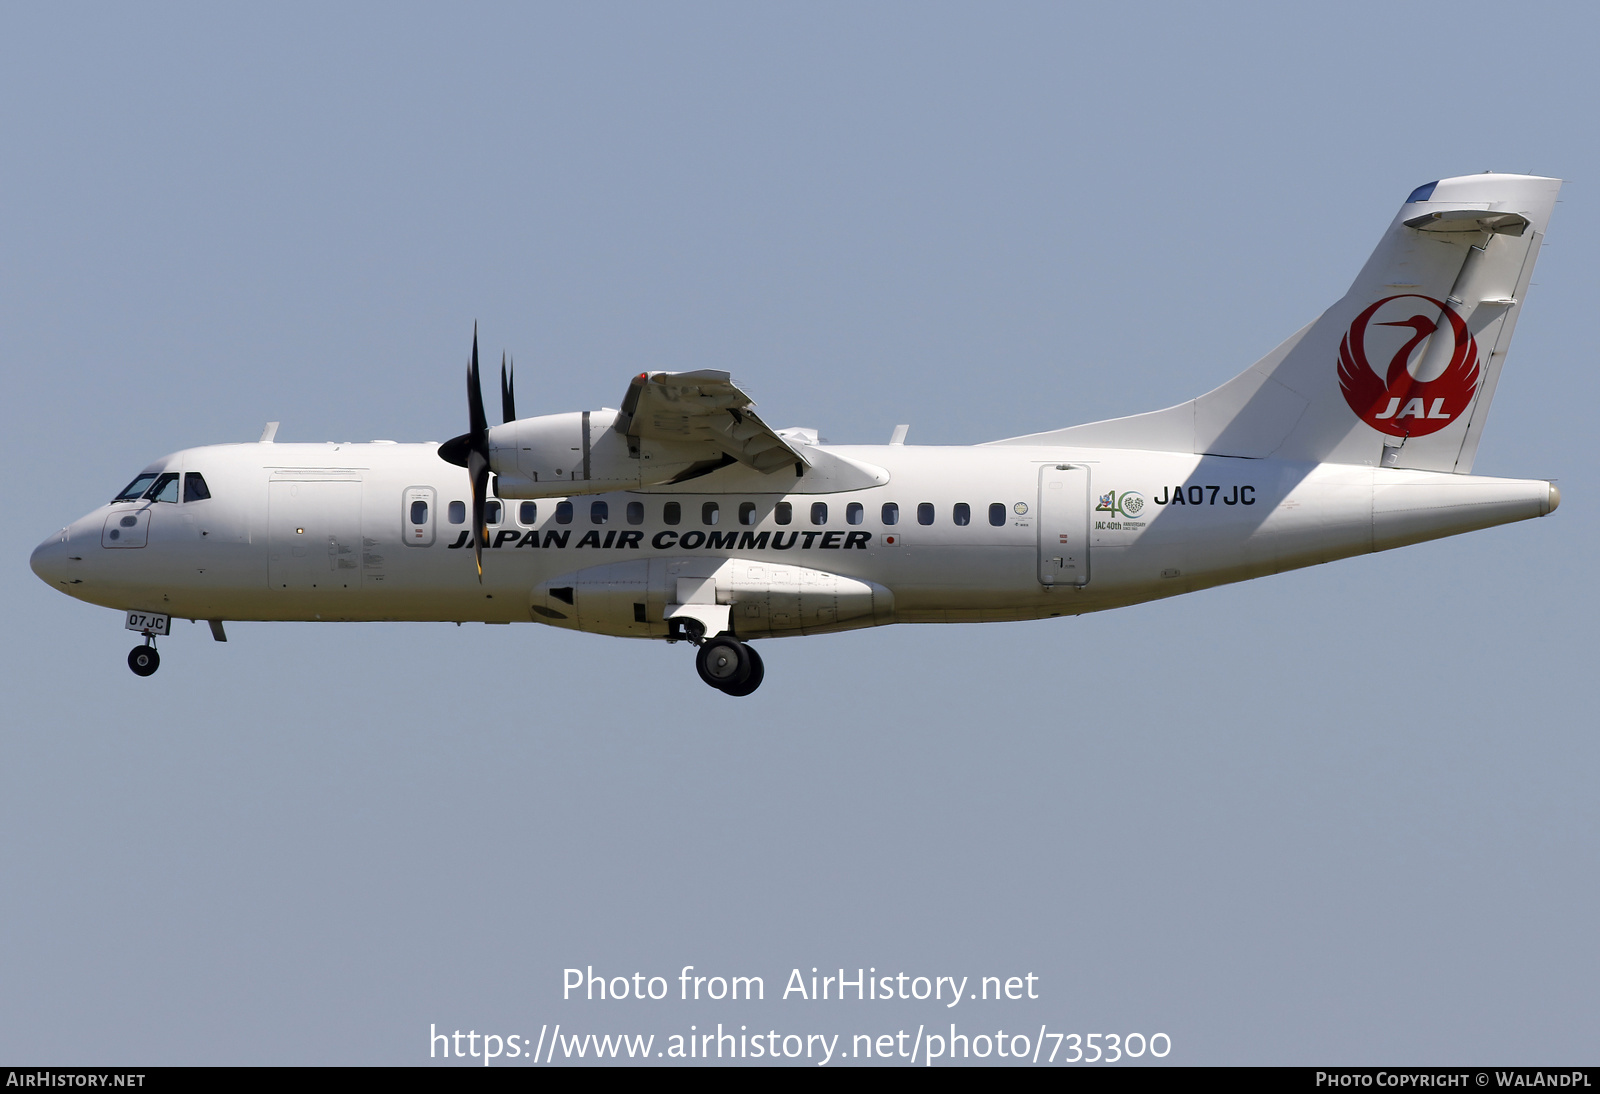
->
[128, 632, 160, 677]
[691, 634, 766, 696]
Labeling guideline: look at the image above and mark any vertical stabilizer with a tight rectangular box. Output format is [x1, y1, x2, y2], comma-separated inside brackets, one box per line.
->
[992, 174, 1560, 472]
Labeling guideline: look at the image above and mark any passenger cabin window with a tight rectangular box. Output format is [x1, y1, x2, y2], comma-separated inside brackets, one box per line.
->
[520, 501, 537, 524]
[739, 501, 757, 526]
[882, 502, 899, 525]
[663, 502, 681, 525]
[702, 502, 720, 525]
[627, 501, 644, 525]
[114, 474, 159, 502]
[555, 501, 574, 525]
[182, 473, 211, 502]
[917, 502, 934, 526]
[485, 500, 503, 524]
[810, 502, 828, 525]
[448, 500, 466, 524]
[410, 500, 429, 525]
[989, 502, 1006, 527]
[846, 502, 863, 525]
[147, 473, 180, 503]
[774, 502, 793, 525]
[953, 503, 970, 526]
[591, 500, 608, 524]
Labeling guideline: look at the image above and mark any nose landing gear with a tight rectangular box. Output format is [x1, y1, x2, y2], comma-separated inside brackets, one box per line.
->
[691, 634, 766, 696]
[128, 632, 160, 677]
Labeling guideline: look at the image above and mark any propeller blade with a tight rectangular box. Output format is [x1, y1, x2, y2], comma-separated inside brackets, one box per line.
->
[437, 323, 498, 582]
[442, 324, 489, 467]
[468, 447, 490, 581]
[467, 323, 487, 439]
[501, 353, 516, 424]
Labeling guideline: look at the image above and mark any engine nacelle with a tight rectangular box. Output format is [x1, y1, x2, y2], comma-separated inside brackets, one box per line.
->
[486, 409, 723, 499]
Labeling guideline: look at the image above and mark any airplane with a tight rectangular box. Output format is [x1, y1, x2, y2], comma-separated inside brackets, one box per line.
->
[30, 172, 1563, 695]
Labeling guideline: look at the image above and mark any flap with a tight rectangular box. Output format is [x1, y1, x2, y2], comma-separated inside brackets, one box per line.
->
[614, 370, 808, 475]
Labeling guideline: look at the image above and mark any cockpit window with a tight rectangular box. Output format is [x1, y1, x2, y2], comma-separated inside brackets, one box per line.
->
[183, 473, 211, 502]
[114, 474, 159, 502]
[146, 473, 180, 503]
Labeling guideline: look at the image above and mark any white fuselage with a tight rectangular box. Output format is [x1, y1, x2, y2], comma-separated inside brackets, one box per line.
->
[29, 439, 1556, 638]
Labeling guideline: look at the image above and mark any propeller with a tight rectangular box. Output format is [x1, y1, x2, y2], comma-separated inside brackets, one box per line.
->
[437, 325, 492, 580]
[501, 353, 516, 424]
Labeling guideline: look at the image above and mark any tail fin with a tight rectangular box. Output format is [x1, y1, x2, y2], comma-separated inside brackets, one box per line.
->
[993, 173, 1560, 472]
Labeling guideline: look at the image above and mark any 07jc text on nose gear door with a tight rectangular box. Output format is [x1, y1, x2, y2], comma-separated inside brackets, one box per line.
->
[1038, 464, 1089, 587]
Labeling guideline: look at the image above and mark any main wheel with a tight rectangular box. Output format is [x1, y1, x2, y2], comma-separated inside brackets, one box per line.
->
[695, 636, 751, 689]
[719, 644, 765, 696]
[128, 645, 160, 677]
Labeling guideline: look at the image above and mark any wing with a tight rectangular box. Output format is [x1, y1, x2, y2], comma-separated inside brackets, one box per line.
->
[614, 370, 808, 474]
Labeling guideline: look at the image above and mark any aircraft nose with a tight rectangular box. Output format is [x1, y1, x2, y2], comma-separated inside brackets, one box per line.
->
[30, 530, 74, 588]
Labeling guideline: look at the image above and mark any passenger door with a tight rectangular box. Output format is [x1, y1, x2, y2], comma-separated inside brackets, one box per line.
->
[1037, 464, 1089, 586]
[402, 486, 436, 547]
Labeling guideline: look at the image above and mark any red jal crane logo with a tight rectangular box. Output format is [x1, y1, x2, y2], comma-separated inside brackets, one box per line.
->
[1337, 294, 1481, 438]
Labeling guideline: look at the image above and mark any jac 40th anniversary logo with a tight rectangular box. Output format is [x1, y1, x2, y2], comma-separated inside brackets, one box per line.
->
[1337, 294, 1482, 437]
[1096, 491, 1145, 518]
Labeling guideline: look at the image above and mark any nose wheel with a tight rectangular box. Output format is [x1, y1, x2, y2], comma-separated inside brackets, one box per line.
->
[694, 636, 765, 696]
[128, 634, 161, 677]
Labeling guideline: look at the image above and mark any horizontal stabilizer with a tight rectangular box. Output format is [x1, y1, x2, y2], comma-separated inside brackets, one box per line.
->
[1404, 208, 1529, 235]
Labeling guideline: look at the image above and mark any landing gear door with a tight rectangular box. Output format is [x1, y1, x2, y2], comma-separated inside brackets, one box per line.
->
[1038, 464, 1089, 587]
